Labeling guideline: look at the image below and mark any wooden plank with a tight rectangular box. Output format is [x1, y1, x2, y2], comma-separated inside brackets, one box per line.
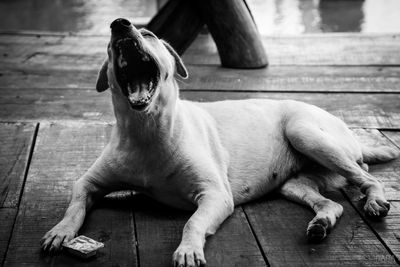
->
[0, 123, 36, 208]
[378, 131, 400, 262]
[0, 123, 36, 265]
[1, 33, 400, 67]
[2, 65, 400, 93]
[182, 65, 400, 92]
[0, 208, 17, 266]
[383, 131, 400, 149]
[352, 129, 400, 201]
[134, 195, 266, 266]
[243, 193, 397, 266]
[4, 122, 138, 266]
[183, 34, 400, 66]
[1, 89, 400, 129]
[0, 68, 98, 90]
[343, 129, 400, 263]
[0, 35, 64, 65]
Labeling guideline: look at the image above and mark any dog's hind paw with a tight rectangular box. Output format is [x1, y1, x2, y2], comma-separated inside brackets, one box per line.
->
[173, 244, 206, 267]
[364, 198, 390, 219]
[306, 218, 329, 243]
[40, 223, 76, 253]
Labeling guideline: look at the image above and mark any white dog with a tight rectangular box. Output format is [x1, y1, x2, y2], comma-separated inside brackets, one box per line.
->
[41, 18, 399, 266]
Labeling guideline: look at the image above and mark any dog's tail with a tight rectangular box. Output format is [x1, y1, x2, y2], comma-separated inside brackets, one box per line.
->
[362, 145, 400, 164]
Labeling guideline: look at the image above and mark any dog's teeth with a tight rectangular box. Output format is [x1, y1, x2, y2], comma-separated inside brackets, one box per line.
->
[127, 84, 135, 94]
[118, 48, 127, 68]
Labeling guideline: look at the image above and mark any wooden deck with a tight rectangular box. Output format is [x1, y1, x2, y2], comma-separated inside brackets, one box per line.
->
[0, 31, 400, 266]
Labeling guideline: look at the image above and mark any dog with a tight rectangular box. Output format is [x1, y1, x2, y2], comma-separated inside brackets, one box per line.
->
[41, 18, 399, 266]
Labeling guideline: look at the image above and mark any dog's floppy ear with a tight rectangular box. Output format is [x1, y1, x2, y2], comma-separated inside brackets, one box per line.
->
[162, 40, 188, 79]
[96, 58, 109, 92]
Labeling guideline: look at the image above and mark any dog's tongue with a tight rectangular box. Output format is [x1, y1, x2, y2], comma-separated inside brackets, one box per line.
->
[127, 83, 151, 104]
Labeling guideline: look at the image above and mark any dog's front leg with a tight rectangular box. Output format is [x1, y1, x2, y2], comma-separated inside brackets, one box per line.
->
[173, 191, 234, 267]
[40, 172, 108, 252]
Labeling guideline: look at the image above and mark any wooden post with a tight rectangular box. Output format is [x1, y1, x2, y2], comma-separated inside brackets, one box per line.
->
[147, 0, 204, 55]
[148, 0, 268, 68]
[194, 0, 268, 69]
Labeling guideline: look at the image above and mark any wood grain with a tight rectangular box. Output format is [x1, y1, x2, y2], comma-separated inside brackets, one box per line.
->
[344, 129, 400, 263]
[4, 123, 138, 266]
[1, 88, 400, 129]
[134, 195, 266, 267]
[0, 123, 36, 208]
[383, 131, 400, 149]
[183, 34, 400, 66]
[1, 33, 400, 67]
[352, 129, 400, 201]
[0, 208, 17, 266]
[243, 193, 397, 266]
[2, 62, 400, 93]
[182, 65, 400, 92]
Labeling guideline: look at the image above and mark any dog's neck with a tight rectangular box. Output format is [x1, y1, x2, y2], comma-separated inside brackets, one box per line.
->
[111, 79, 181, 147]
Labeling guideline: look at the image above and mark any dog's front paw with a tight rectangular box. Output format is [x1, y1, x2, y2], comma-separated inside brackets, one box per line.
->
[173, 244, 206, 267]
[364, 198, 390, 219]
[40, 223, 76, 253]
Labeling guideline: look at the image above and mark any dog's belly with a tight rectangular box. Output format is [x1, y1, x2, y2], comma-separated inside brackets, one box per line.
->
[197, 99, 304, 205]
[226, 135, 303, 205]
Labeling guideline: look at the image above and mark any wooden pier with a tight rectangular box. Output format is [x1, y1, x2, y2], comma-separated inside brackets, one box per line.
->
[0, 31, 399, 266]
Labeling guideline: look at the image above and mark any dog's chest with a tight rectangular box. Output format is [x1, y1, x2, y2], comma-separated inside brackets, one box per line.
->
[109, 148, 196, 210]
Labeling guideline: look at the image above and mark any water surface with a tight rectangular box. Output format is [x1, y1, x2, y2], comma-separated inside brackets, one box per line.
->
[0, 0, 399, 34]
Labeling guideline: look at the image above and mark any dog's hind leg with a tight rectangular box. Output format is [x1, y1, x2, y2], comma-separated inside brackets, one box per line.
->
[280, 174, 343, 242]
[285, 120, 397, 218]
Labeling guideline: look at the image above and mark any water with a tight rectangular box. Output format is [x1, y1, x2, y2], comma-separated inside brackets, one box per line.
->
[0, 0, 400, 35]
[249, 0, 400, 35]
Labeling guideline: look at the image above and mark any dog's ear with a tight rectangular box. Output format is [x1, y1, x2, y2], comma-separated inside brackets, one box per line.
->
[96, 58, 109, 92]
[162, 40, 188, 79]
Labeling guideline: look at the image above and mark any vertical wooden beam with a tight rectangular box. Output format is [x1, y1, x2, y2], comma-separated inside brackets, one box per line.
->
[194, 0, 268, 68]
[147, 0, 204, 55]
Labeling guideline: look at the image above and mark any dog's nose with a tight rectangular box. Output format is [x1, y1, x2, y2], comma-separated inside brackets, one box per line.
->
[110, 18, 132, 33]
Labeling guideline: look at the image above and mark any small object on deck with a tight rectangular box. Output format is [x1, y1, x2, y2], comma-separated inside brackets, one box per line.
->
[62, 235, 104, 259]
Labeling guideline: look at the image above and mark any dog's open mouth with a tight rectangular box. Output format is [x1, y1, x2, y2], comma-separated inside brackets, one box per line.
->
[115, 37, 159, 110]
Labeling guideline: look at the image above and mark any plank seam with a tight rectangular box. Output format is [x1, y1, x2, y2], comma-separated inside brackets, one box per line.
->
[241, 206, 270, 267]
[2, 87, 400, 94]
[179, 89, 400, 94]
[340, 189, 400, 265]
[381, 131, 400, 150]
[131, 207, 141, 267]
[1, 122, 40, 267]
[185, 63, 400, 68]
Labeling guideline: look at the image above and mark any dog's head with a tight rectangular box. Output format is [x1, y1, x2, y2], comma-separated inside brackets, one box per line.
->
[96, 18, 188, 111]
